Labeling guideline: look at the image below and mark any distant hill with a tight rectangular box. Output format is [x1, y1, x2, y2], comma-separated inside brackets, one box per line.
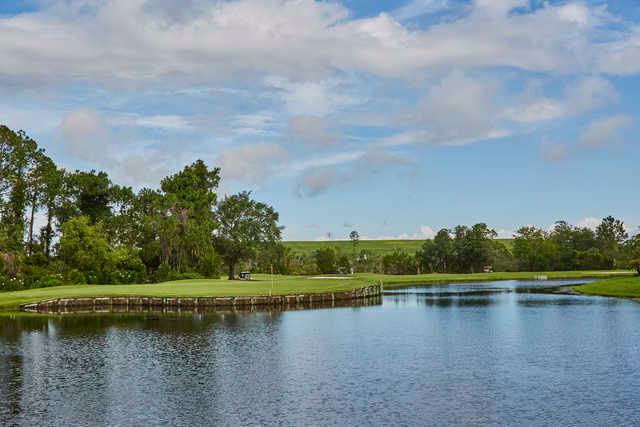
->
[283, 239, 514, 256]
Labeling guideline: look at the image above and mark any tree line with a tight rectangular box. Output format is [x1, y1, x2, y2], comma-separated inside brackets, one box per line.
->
[285, 220, 640, 276]
[0, 125, 282, 291]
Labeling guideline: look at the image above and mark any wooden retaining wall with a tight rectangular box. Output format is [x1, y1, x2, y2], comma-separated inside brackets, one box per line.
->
[20, 282, 383, 313]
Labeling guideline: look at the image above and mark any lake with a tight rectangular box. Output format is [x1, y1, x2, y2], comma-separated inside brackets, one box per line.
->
[2, 278, 640, 426]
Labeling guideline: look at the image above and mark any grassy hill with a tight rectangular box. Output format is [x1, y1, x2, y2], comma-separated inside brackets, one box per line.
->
[283, 239, 514, 256]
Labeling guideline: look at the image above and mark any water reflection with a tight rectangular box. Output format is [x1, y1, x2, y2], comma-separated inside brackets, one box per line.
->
[1, 279, 639, 425]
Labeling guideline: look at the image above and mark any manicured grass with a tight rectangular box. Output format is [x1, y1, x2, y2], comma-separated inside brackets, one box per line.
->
[574, 275, 640, 298]
[0, 270, 632, 311]
[0, 275, 370, 311]
[284, 239, 514, 256]
[360, 270, 633, 287]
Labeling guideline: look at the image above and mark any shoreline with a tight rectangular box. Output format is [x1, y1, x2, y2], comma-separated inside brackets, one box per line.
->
[20, 283, 383, 313]
[1, 270, 633, 312]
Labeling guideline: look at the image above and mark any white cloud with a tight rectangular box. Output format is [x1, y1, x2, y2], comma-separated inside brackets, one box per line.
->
[288, 116, 336, 146]
[419, 225, 435, 239]
[110, 114, 193, 131]
[0, 0, 638, 91]
[391, 0, 453, 22]
[410, 70, 503, 145]
[576, 217, 601, 231]
[61, 109, 106, 142]
[59, 109, 109, 161]
[495, 228, 514, 239]
[216, 142, 288, 184]
[506, 76, 619, 123]
[295, 169, 338, 198]
[293, 147, 413, 197]
[580, 115, 633, 147]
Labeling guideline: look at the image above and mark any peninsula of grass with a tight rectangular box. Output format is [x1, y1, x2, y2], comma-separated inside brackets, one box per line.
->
[574, 275, 640, 298]
[0, 270, 633, 312]
[0, 274, 373, 311]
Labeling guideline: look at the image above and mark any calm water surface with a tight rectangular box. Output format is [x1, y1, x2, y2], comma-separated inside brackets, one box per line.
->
[2, 279, 640, 426]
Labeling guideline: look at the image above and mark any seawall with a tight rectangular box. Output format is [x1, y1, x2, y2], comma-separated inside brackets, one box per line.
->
[20, 282, 383, 313]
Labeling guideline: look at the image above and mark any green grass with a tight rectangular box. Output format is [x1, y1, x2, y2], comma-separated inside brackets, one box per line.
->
[0, 274, 371, 311]
[0, 270, 633, 311]
[574, 275, 640, 298]
[283, 239, 514, 256]
[359, 270, 633, 287]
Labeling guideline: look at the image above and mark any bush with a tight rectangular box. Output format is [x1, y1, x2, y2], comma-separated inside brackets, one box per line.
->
[69, 269, 87, 284]
[168, 271, 204, 281]
[315, 248, 336, 274]
[29, 274, 65, 289]
[0, 274, 26, 291]
[104, 246, 147, 284]
[629, 259, 640, 275]
[196, 249, 222, 278]
[152, 263, 172, 283]
[382, 251, 417, 275]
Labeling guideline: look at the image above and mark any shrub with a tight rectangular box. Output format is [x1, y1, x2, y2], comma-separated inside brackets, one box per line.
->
[169, 271, 204, 281]
[382, 250, 417, 275]
[0, 274, 26, 292]
[104, 246, 147, 284]
[30, 274, 65, 289]
[629, 259, 640, 275]
[196, 249, 222, 278]
[315, 248, 336, 274]
[68, 270, 87, 284]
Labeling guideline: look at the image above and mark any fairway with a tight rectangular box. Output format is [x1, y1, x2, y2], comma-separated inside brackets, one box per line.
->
[283, 238, 514, 256]
[574, 276, 640, 298]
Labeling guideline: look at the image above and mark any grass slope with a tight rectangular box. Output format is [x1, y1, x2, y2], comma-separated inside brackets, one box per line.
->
[0, 270, 632, 311]
[283, 239, 514, 256]
[359, 270, 633, 287]
[574, 275, 640, 298]
[0, 275, 370, 311]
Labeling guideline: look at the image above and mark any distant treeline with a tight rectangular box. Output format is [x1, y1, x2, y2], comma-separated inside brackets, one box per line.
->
[279, 220, 640, 276]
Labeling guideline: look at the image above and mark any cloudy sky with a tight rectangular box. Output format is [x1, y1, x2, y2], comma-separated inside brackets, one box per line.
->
[1, 0, 638, 240]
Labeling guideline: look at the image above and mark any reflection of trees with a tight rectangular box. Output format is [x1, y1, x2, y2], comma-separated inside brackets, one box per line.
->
[0, 354, 23, 422]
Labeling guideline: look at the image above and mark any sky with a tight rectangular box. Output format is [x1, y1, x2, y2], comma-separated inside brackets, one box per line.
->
[1, 0, 638, 241]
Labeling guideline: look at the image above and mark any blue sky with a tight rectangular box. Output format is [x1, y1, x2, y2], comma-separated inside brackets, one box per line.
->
[1, 0, 638, 240]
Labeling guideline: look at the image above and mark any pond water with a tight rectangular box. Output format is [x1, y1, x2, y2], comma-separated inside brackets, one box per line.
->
[1, 278, 640, 426]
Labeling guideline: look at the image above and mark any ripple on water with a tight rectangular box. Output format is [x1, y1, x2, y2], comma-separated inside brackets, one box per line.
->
[1, 278, 639, 426]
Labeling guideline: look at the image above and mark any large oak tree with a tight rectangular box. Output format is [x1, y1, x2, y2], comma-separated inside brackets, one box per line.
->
[213, 191, 282, 279]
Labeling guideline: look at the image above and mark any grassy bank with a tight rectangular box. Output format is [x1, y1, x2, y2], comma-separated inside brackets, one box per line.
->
[360, 270, 633, 287]
[1, 270, 633, 311]
[574, 275, 640, 298]
[283, 239, 514, 256]
[0, 275, 371, 311]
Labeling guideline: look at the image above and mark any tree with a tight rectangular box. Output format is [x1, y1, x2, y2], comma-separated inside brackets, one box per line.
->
[315, 248, 336, 274]
[159, 160, 220, 272]
[25, 152, 56, 255]
[596, 216, 628, 266]
[213, 191, 282, 279]
[57, 216, 111, 283]
[0, 126, 39, 251]
[60, 170, 113, 224]
[349, 230, 359, 271]
[452, 224, 497, 273]
[38, 161, 64, 257]
[513, 226, 555, 271]
[382, 250, 417, 275]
